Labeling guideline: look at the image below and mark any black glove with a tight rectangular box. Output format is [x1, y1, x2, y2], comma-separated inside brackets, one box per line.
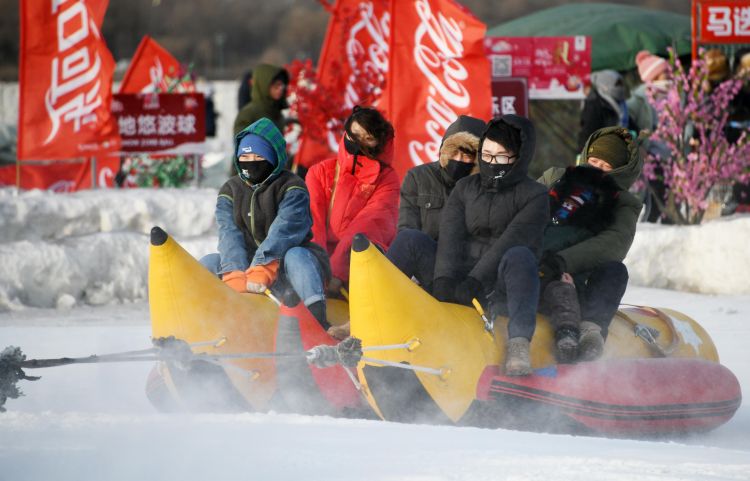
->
[454, 276, 483, 306]
[539, 252, 566, 282]
[432, 277, 455, 302]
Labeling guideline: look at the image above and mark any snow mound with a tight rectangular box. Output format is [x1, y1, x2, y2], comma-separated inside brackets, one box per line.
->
[625, 215, 750, 295]
[1, 187, 749, 310]
[0, 187, 217, 242]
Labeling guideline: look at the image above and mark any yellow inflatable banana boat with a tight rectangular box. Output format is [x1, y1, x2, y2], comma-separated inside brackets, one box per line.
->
[147, 226, 352, 412]
[348, 235, 739, 435]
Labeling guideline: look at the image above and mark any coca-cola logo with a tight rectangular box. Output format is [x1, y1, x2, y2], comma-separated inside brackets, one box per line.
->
[344, 2, 389, 107]
[408, 0, 471, 167]
[44, 1, 105, 145]
[326, 2, 390, 152]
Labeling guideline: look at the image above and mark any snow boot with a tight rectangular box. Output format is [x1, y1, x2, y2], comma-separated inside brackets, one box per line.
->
[578, 321, 605, 362]
[505, 337, 532, 376]
[554, 326, 579, 364]
[307, 300, 331, 330]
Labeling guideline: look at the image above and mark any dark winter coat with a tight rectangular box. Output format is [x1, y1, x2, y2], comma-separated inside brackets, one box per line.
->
[539, 127, 643, 275]
[398, 115, 485, 240]
[233, 64, 288, 135]
[433, 115, 549, 288]
[217, 118, 329, 277]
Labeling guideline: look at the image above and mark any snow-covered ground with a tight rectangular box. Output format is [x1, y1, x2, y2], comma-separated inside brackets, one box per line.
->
[1, 187, 749, 481]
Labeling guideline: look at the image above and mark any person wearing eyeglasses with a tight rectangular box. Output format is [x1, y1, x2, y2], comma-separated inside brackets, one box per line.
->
[432, 115, 549, 376]
[537, 127, 643, 364]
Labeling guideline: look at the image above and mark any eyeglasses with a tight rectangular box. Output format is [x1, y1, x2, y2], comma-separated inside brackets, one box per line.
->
[481, 152, 517, 164]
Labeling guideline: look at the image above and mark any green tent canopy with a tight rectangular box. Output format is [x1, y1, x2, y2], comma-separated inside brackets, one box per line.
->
[487, 2, 692, 72]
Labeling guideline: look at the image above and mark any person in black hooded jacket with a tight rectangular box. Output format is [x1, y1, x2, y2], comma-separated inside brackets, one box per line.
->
[433, 115, 549, 376]
[386, 115, 485, 290]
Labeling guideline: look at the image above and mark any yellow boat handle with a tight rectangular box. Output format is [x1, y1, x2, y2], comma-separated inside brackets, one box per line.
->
[471, 298, 494, 334]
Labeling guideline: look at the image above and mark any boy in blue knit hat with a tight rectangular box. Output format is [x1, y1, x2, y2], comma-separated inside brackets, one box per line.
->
[200, 117, 331, 327]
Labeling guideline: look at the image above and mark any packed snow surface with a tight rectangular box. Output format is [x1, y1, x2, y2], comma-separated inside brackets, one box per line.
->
[0, 187, 749, 480]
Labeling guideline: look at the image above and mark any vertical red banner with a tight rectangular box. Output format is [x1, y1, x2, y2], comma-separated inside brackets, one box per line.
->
[18, 0, 120, 161]
[382, 0, 492, 178]
[295, 0, 391, 168]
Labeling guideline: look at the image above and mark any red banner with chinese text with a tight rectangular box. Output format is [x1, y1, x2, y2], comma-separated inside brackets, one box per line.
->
[381, 0, 492, 178]
[696, 0, 750, 44]
[18, 0, 120, 161]
[295, 0, 390, 168]
[119, 36, 184, 94]
[485, 36, 592, 100]
[0, 157, 120, 191]
[112, 93, 206, 152]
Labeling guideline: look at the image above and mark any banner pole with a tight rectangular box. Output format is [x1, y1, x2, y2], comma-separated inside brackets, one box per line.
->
[15, 159, 21, 193]
[91, 157, 97, 189]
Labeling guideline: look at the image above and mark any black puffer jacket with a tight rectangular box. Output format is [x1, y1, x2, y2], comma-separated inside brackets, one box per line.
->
[433, 115, 549, 287]
[397, 115, 485, 240]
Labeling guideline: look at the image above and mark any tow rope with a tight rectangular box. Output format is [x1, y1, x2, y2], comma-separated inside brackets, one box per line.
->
[0, 336, 365, 412]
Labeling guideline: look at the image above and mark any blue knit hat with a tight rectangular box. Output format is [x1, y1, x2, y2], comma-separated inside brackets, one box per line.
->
[237, 133, 277, 166]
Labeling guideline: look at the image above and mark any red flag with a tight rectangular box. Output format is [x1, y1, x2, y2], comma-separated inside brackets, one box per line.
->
[381, 0, 492, 178]
[18, 0, 120, 160]
[0, 157, 121, 191]
[295, 0, 390, 168]
[119, 35, 184, 94]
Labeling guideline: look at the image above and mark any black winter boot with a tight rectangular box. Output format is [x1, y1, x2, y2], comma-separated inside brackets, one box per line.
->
[554, 326, 579, 364]
[307, 301, 331, 330]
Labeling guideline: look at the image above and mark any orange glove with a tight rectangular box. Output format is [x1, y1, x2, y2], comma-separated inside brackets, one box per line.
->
[245, 260, 280, 293]
[222, 270, 247, 293]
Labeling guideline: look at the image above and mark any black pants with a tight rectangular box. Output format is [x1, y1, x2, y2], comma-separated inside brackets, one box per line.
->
[386, 229, 438, 290]
[574, 261, 629, 339]
[387, 229, 539, 341]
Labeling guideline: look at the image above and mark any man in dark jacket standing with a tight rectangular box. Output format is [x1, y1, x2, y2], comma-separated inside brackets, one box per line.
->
[386, 115, 485, 289]
[433, 115, 549, 376]
[538, 127, 643, 363]
[233, 64, 289, 136]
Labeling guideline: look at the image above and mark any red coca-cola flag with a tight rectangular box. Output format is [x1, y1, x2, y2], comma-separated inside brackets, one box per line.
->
[18, 0, 120, 160]
[294, 0, 390, 168]
[382, 0, 492, 178]
[119, 35, 184, 94]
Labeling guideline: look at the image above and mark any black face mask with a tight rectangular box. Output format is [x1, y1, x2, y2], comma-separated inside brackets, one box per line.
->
[344, 133, 382, 160]
[479, 161, 514, 186]
[445, 160, 474, 181]
[344, 135, 361, 156]
[239, 161, 274, 184]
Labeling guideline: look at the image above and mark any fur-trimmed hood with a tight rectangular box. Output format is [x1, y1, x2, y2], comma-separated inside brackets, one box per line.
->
[439, 131, 481, 167]
[438, 115, 485, 167]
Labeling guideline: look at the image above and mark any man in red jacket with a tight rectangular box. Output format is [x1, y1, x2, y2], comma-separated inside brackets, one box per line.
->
[306, 106, 400, 339]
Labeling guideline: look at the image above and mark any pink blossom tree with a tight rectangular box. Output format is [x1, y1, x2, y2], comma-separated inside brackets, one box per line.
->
[645, 48, 750, 224]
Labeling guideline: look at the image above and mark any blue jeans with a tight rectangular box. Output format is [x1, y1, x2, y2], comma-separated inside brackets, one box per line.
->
[200, 246, 325, 307]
